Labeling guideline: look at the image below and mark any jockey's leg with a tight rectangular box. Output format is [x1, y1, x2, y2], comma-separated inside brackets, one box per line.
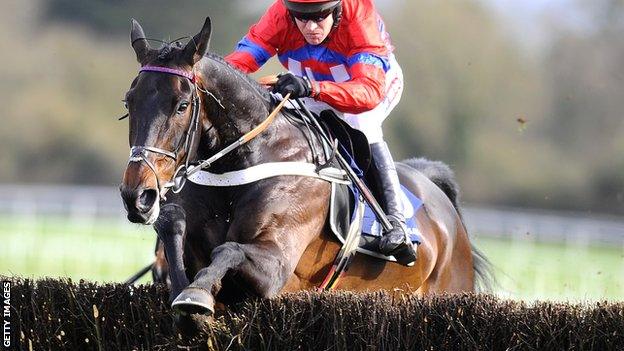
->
[341, 54, 416, 265]
[342, 111, 418, 265]
[370, 141, 417, 265]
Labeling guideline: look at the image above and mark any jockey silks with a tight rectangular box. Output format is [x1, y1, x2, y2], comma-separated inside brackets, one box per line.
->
[225, 0, 395, 115]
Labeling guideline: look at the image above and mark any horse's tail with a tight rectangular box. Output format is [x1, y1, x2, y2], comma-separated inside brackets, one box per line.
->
[470, 244, 496, 291]
[401, 157, 495, 292]
[401, 157, 462, 217]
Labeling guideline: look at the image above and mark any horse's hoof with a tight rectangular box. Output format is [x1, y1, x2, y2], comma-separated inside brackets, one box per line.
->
[174, 311, 214, 337]
[171, 287, 215, 316]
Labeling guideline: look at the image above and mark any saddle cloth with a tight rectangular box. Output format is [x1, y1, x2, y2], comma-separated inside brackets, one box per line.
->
[328, 181, 424, 262]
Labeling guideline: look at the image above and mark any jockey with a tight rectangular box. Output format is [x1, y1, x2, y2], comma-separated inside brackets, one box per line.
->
[225, 0, 416, 264]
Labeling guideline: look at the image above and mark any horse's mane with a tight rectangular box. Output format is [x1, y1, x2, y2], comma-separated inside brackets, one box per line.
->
[202, 52, 271, 102]
[154, 42, 271, 103]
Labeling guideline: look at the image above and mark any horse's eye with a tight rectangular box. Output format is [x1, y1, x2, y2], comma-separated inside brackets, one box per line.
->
[177, 102, 189, 114]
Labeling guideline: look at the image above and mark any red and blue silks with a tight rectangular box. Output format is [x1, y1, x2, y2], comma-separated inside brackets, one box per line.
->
[225, 0, 395, 114]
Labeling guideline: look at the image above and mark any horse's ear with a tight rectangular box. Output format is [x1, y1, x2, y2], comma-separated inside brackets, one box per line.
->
[130, 19, 151, 65]
[183, 17, 212, 66]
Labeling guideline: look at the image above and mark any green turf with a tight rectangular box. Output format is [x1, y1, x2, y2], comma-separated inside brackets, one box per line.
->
[474, 236, 624, 301]
[0, 214, 155, 284]
[1, 214, 622, 301]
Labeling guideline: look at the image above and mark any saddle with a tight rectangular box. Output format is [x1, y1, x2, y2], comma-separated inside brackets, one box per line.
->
[266, 87, 425, 265]
[314, 111, 424, 263]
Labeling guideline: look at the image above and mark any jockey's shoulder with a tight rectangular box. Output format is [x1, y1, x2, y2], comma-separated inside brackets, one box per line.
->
[341, 0, 379, 20]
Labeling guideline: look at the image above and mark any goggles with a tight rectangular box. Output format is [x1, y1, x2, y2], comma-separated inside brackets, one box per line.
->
[290, 9, 333, 23]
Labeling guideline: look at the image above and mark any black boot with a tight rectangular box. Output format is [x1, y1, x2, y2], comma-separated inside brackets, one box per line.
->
[371, 142, 417, 266]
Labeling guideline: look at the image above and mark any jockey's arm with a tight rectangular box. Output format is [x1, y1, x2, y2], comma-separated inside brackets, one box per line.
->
[225, 0, 389, 115]
[224, 36, 274, 74]
[312, 58, 386, 114]
[224, 2, 284, 73]
[313, 2, 390, 115]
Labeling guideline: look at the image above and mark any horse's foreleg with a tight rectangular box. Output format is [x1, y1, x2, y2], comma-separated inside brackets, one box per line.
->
[173, 241, 286, 315]
[154, 204, 190, 303]
[151, 239, 169, 284]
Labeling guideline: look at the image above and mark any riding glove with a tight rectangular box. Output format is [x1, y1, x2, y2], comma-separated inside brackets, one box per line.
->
[273, 72, 313, 99]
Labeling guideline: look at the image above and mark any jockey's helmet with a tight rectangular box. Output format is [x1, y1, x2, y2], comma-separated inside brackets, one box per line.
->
[283, 0, 342, 24]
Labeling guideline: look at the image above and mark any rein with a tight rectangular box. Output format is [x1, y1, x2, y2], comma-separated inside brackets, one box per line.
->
[127, 65, 289, 199]
[181, 92, 291, 179]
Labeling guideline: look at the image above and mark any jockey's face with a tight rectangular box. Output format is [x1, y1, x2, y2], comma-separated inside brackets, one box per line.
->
[294, 14, 334, 45]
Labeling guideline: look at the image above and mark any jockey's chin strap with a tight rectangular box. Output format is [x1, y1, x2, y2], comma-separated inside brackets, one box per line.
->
[127, 64, 290, 200]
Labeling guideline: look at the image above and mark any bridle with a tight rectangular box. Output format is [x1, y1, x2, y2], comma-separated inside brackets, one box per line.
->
[126, 65, 291, 201]
[128, 65, 202, 199]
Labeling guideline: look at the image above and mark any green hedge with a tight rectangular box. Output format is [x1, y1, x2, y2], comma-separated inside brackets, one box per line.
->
[3, 278, 623, 350]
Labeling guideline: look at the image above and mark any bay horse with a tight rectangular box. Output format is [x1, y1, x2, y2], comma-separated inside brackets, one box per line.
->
[119, 17, 492, 316]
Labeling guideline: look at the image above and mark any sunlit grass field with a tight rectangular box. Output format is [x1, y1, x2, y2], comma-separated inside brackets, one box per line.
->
[1, 214, 622, 301]
[475, 237, 624, 301]
[0, 214, 154, 284]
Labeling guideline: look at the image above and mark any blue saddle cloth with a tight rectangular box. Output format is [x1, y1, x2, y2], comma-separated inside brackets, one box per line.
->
[350, 185, 424, 244]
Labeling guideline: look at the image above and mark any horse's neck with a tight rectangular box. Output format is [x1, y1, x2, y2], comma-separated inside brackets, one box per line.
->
[196, 56, 321, 171]
[196, 58, 277, 169]
[200, 57, 271, 127]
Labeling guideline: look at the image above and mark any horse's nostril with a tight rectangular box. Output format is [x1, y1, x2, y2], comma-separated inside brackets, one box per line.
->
[138, 189, 158, 212]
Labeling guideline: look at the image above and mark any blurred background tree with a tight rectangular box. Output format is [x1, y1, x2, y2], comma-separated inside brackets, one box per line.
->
[0, 0, 622, 215]
[541, 0, 624, 213]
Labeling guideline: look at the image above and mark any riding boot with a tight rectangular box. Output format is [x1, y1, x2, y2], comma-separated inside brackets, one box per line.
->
[370, 142, 418, 266]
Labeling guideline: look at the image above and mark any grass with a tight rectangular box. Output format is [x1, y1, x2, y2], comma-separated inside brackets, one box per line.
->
[474, 236, 624, 301]
[1, 214, 623, 301]
[0, 214, 154, 283]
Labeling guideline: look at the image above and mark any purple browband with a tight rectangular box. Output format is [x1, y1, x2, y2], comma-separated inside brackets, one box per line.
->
[139, 65, 195, 82]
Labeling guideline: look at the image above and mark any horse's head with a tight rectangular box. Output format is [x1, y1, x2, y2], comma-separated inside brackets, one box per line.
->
[120, 17, 212, 224]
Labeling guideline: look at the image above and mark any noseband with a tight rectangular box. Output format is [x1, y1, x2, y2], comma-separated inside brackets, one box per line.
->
[128, 65, 202, 199]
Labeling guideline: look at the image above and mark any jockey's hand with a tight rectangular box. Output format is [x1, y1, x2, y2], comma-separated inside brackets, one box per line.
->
[273, 72, 312, 99]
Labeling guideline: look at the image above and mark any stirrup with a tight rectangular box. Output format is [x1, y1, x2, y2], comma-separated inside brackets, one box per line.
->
[390, 242, 417, 267]
[379, 219, 417, 266]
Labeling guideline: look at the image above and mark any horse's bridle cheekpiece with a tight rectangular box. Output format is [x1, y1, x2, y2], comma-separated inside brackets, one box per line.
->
[129, 65, 201, 199]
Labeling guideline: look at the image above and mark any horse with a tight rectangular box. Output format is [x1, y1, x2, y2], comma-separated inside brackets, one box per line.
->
[119, 17, 492, 317]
